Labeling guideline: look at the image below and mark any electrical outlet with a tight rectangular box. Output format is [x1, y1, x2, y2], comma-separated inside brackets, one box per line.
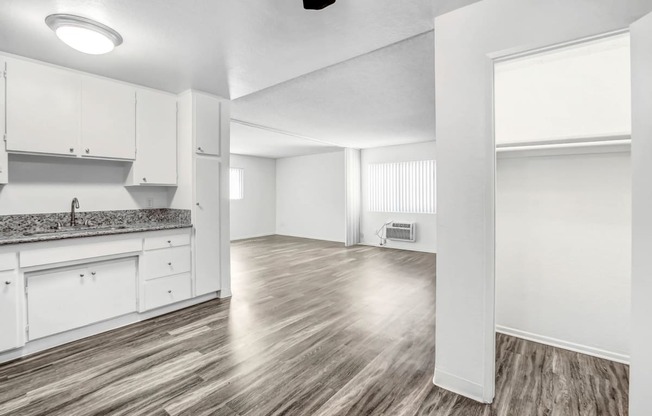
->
[147, 198, 154, 208]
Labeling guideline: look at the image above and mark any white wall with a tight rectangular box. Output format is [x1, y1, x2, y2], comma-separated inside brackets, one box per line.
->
[0, 154, 169, 215]
[361, 142, 436, 253]
[276, 151, 345, 242]
[630, 14, 652, 415]
[496, 151, 631, 362]
[494, 34, 631, 144]
[230, 154, 276, 240]
[434, 0, 652, 404]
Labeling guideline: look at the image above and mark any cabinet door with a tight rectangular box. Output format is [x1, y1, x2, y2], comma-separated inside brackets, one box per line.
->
[81, 76, 136, 160]
[133, 89, 177, 185]
[194, 157, 221, 295]
[194, 93, 221, 156]
[27, 258, 137, 340]
[0, 60, 7, 184]
[0, 270, 21, 352]
[5, 59, 80, 156]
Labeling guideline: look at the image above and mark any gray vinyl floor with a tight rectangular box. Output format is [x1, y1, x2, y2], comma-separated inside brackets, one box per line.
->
[0, 235, 629, 415]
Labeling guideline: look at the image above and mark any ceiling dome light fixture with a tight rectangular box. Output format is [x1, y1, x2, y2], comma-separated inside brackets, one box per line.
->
[45, 14, 122, 55]
[303, 0, 336, 10]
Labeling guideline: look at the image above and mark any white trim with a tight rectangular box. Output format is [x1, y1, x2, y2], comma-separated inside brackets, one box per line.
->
[496, 325, 630, 365]
[230, 233, 276, 241]
[433, 368, 488, 403]
[357, 242, 436, 254]
[497, 142, 631, 159]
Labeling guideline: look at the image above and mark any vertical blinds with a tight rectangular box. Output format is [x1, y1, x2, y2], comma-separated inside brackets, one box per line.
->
[230, 167, 244, 200]
[368, 160, 436, 214]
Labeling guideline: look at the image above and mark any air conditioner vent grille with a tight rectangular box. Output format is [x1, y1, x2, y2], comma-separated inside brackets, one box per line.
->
[386, 222, 416, 242]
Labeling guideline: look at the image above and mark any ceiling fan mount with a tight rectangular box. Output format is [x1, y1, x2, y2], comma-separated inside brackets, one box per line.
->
[303, 0, 336, 10]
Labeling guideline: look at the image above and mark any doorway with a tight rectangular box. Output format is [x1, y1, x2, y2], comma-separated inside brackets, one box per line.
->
[493, 31, 632, 401]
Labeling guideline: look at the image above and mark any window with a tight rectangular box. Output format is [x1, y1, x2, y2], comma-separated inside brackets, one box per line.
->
[368, 160, 436, 214]
[230, 168, 244, 200]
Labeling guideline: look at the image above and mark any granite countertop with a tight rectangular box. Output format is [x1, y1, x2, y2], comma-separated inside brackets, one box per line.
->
[0, 223, 192, 246]
[0, 209, 192, 246]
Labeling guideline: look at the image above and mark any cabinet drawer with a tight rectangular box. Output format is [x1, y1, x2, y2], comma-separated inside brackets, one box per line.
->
[0, 252, 17, 271]
[143, 273, 192, 311]
[27, 257, 137, 340]
[144, 231, 191, 251]
[142, 246, 191, 280]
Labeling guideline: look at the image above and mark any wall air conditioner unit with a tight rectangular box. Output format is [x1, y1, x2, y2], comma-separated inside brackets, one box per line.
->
[386, 222, 416, 242]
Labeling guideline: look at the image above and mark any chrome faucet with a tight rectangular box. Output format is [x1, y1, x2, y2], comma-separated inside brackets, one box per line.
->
[70, 197, 80, 226]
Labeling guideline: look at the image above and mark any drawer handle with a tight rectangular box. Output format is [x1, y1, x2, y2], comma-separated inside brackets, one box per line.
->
[4, 281, 10, 285]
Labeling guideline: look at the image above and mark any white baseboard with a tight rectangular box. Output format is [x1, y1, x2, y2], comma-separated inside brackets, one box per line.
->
[230, 233, 275, 241]
[433, 368, 488, 403]
[496, 325, 630, 365]
[358, 242, 436, 254]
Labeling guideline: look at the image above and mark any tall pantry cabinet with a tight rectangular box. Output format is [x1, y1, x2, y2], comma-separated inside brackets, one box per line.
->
[172, 91, 231, 299]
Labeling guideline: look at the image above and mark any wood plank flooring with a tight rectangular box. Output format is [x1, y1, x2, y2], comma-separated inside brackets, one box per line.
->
[0, 235, 629, 415]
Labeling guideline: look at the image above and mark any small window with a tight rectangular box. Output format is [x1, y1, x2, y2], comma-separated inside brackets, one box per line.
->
[230, 168, 244, 200]
[368, 160, 436, 214]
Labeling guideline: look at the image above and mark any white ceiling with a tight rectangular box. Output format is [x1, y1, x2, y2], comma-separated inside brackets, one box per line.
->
[231, 121, 340, 159]
[0, 0, 434, 99]
[231, 31, 435, 154]
[0, 0, 484, 159]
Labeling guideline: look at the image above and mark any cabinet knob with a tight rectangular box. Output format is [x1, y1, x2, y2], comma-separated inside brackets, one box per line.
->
[167, 240, 172, 244]
[91, 272, 96, 276]
[143, 177, 147, 183]
[168, 262, 172, 266]
[168, 290, 172, 294]
[4, 281, 10, 285]
[69, 148, 74, 153]
[80, 274, 85, 278]
[196, 202, 200, 207]
[85, 148, 90, 154]
[197, 147, 204, 152]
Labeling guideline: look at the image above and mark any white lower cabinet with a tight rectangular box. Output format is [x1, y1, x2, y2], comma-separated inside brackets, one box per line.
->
[27, 257, 137, 340]
[143, 246, 191, 280]
[0, 270, 21, 352]
[143, 273, 192, 311]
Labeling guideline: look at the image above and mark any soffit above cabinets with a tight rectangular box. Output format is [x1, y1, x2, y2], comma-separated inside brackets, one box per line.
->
[0, 0, 434, 99]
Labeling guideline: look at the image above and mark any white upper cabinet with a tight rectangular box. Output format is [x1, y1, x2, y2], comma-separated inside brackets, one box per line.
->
[129, 89, 177, 185]
[194, 93, 222, 156]
[5, 58, 80, 157]
[81, 76, 136, 160]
